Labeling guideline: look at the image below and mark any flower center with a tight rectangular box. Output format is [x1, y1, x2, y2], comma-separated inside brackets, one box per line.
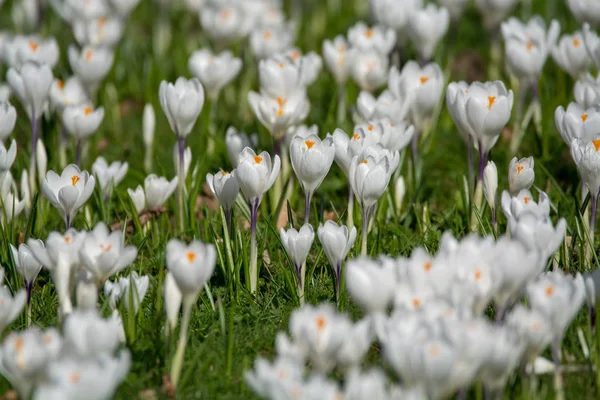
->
[474, 268, 482, 280]
[545, 285, 554, 296]
[65, 236, 72, 244]
[97, 17, 107, 27]
[315, 315, 326, 331]
[593, 139, 600, 151]
[85, 50, 93, 61]
[220, 8, 231, 19]
[487, 96, 496, 110]
[523, 196, 530, 204]
[305, 140, 315, 149]
[71, 176, 81, 186]
[69, 372, 81, 384]
[360, 159, 368, 164]
[263, 30, 272, 40]
[582, 113, 589, 122]
[221, 171, 229, 176]
[367, 125, 374, 131]
[290, 51, 300, 60]
[419, 76, 429, 84]
[14, 338, 24, 352]
[429, 344, 440, 357]
[352, 133, 360, 140]
[254, 156, 263, 164]
[28, 40, 38, 52]
[364, 29, 373, 38]
[526, 41, 534, 51]
[186, 251, 196, 263]
[57, 80, 65, 90]
[573, 38, 581, 47]
[276, 97, 286, 117]
[423, 261, 431, 271]
[99, 243, 112, 252]
[516, 165, 524, 174]
[84, 107, 92, 116]
[412, 298, 421, 308]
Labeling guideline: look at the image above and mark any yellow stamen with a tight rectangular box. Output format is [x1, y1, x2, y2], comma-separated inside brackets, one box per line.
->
[221, 171, 229, 176]
[65, 236, 72, 244]
[57, 80, 64, 90]
[220, 8, 231, 19]
[290, 51, 300, 60]
[99, 244, 112, 252]
[523, 197, 530, 204]
[423, 261, 431, 271]
[28, 40, 38, 52]
[84, 107, 92, 116]
[69, 372, 81, 384]
[367, 125, 374, 132]
[487, 96, 496, 110]
[360, 159, 368, 164]
[474, 268, 482, 280]
[315, 315, 326, 331]
[14, 338, 24, 352]
[352, 133, 360, 140]
[420, 76, 429, 84]
[582, 113, 589, 122]
[254, 156, 263, 164]
[85, 50, 93, 61]
[429, 344, 440, 357]
[305, 140, 315, 149]
[71, 176, 80, 186]
[516, 165, 524, 174]
[97, 17, 107, 27]
[545, 285, 554, 296]
[573, 38, 581, 47]
[263, 31, 272, 40]
[594, 139, 600, 151]
[526, 41, 534, 51]
[412, 298, 421, 308]
[364, 29, 373, 38]
[186, 251, 196, 263]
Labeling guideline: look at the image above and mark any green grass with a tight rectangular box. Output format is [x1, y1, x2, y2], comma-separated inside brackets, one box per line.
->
[0, 0, 598, 398]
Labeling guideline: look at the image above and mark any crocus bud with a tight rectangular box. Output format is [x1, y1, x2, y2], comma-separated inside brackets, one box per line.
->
[163, 272, 182, 331]
[127, 186, 145, 215]
[36, 139, 47, 185]
[75, 271, 98, 310]
[407, 4, 450, 61]
[574, 74, 600, 108]
[158, 77, 204, 138]
[7, 61, 53, 120]
[20, 169, 31, 212]
[188, 49, 242, 101]
[206, 170, 240, 212]
[0, 101, 17, 141]
[289, 135, 336, 197]
[348, 148, 399, 211]
[508, 157, 534, 195]
[234, 148, 281, 206]
[166, 239, 216, 301]
[483, 161, 498, 213]
[143, 103, 155, 147]
[394, 175, 405, 216]
[551, 31, 592, 79]
[172, 144, 192, 181]
[62, 104, 104, 139]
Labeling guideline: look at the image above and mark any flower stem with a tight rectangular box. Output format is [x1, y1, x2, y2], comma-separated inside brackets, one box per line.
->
[177, 135, 186, 233]
[361, 206, 371, 256]
[249, 199, 259, 294]
[304, 191, 312, 224]
[337, 84, 346, 123]
[466, 140, 474, 193]
[347, 187, 354, 230]
[220, 207, 236, 290]
[59, 124, 67, 168]
[590, 192, 598, 258]
[171, 296, 193, 389]
[334, 262, 341, 303]
[296, 262, 305, 305]
[29, 116, 38, 195]
[75, 139, 82, 167]
[552, 339, 565, 400]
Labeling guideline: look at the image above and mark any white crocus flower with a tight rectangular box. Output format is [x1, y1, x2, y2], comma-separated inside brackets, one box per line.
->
[407, 4, 450, 61]
[73, 15, 125, 47]
[68, 45, 114, 89]
[351, 50, 389, 92]
[0, 139, 17, 187]
[584, 24, 600, 69]
[62, 104, 104, 139]
[347, 22, 396, 55]
[159, 77, 204, 138]
[166, 239, 216, 301]
[248, 91, 310, 140]
[234, 148, 281, 209]
[225, 126, 258, 168]
[11, 35, 59, 68]
[6, 61, 53, 120]
[501, 16, 560, 86]
[322, 35, 356, 86]
[370, 0, 423, 46]
[206, 170, 240, 214]
[571, 137, 600, 198]
[200, 3, 254, 43]
[505, 305, 554, 361]
[317, 220, 357, 299]
[163, 272, 182, 331]
[138, 174, 178, 211]
[0, 101, 17, 141]
[290, 134, 335, 220]
[555, 102, 600, 146]
[10, 243, 42, 298]
[349, 147, 399, 213]
[552, 31, 592, 79]
[508, 156, 535, 195]
[49, 77, 89, 112]
[256, 57, 305, 99]
[568, 0, 600, 28]
[78, 222, 138, 285]
[574, 73, 600, 108]
[280, 224, 314, 302]
[0, 285, 26, 333]
[346, 257, 396, 314]
[63, 308, 123, 357]
[91, 157, 128, 198]
[127, 186, 145, 215]
[41, 164, 96, 229]
[250, 24, 293, 60]
[188, 49, 242, 101]
[245, 356, 304, 399]
[119, 271, 149, 314]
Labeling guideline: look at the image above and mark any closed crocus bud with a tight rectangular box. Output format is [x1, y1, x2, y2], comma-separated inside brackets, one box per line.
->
[119, 271, 149, 314]
[163, 271, 182, 331]
[234, 148, 281, 206]
[159, 77, 205, 138]
[351, 50, 389, 92]
[346, 257, 396, 314]
[12, 35, 59, 69]
[10, 243, 42, 295]
[75, 270, 98, 310]
[552, 31, 592, 79]
[475, 0, 518, 31]
[143, 103, 155, 147]
[349, 148, 399, 211]
[143, 174, 178, 211]
[0, 101, 17, 141]
[73, 15, 125, 47]
[583, 24, 600, 70]
[571, 137, 600, 197]
[225, 126, 258, 168]
[250, 25, 293, 60]
[20, 170, 31, 212]
[280, 224, 315, 292]
[555, 102, 600, 146]
[408, 4, 450, 61]
[508, 156, 534, 195]
[290, 135, 335, 197]
[206, 170, 239, 212]
[501, 16, 560, 85]
[127, 185, 145, 214]
[188, 49, 242, 101]
[568, 0, 600, 28]
[41, 164, 96, 228]
[49, 77, 89, 111]
[322, 36, 356, 85]
[0, 139, 17, 184]
[389, 61, 444, 128]
[347, 23, 396, 55]
[526, 271, 586, 338]
[172, 143, 192, 180]
[317, 220, 357, 296]
[79, 222, 138, 285]
[574, 74, 600, 108]
[394, 175, 405, 215]
[483, 161, 498, 213]
[92, 157, 128, 196]
[446, 81, 474, 146]
[0, 174, 26, 225]
[68, 45, 114, 87]
[7, 61, 53, 120]
[166, 239, 216, 300]
[248, 91, 310, 139]
[36, 139, 47, 183]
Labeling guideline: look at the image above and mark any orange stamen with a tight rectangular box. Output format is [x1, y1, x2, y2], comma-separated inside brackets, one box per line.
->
[186, 251, 196, 263]
[305, 140, 315, 149]
[254, 156, 263, 164]
[487, 96, 496, 110]
[71, 176, 80, 186]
